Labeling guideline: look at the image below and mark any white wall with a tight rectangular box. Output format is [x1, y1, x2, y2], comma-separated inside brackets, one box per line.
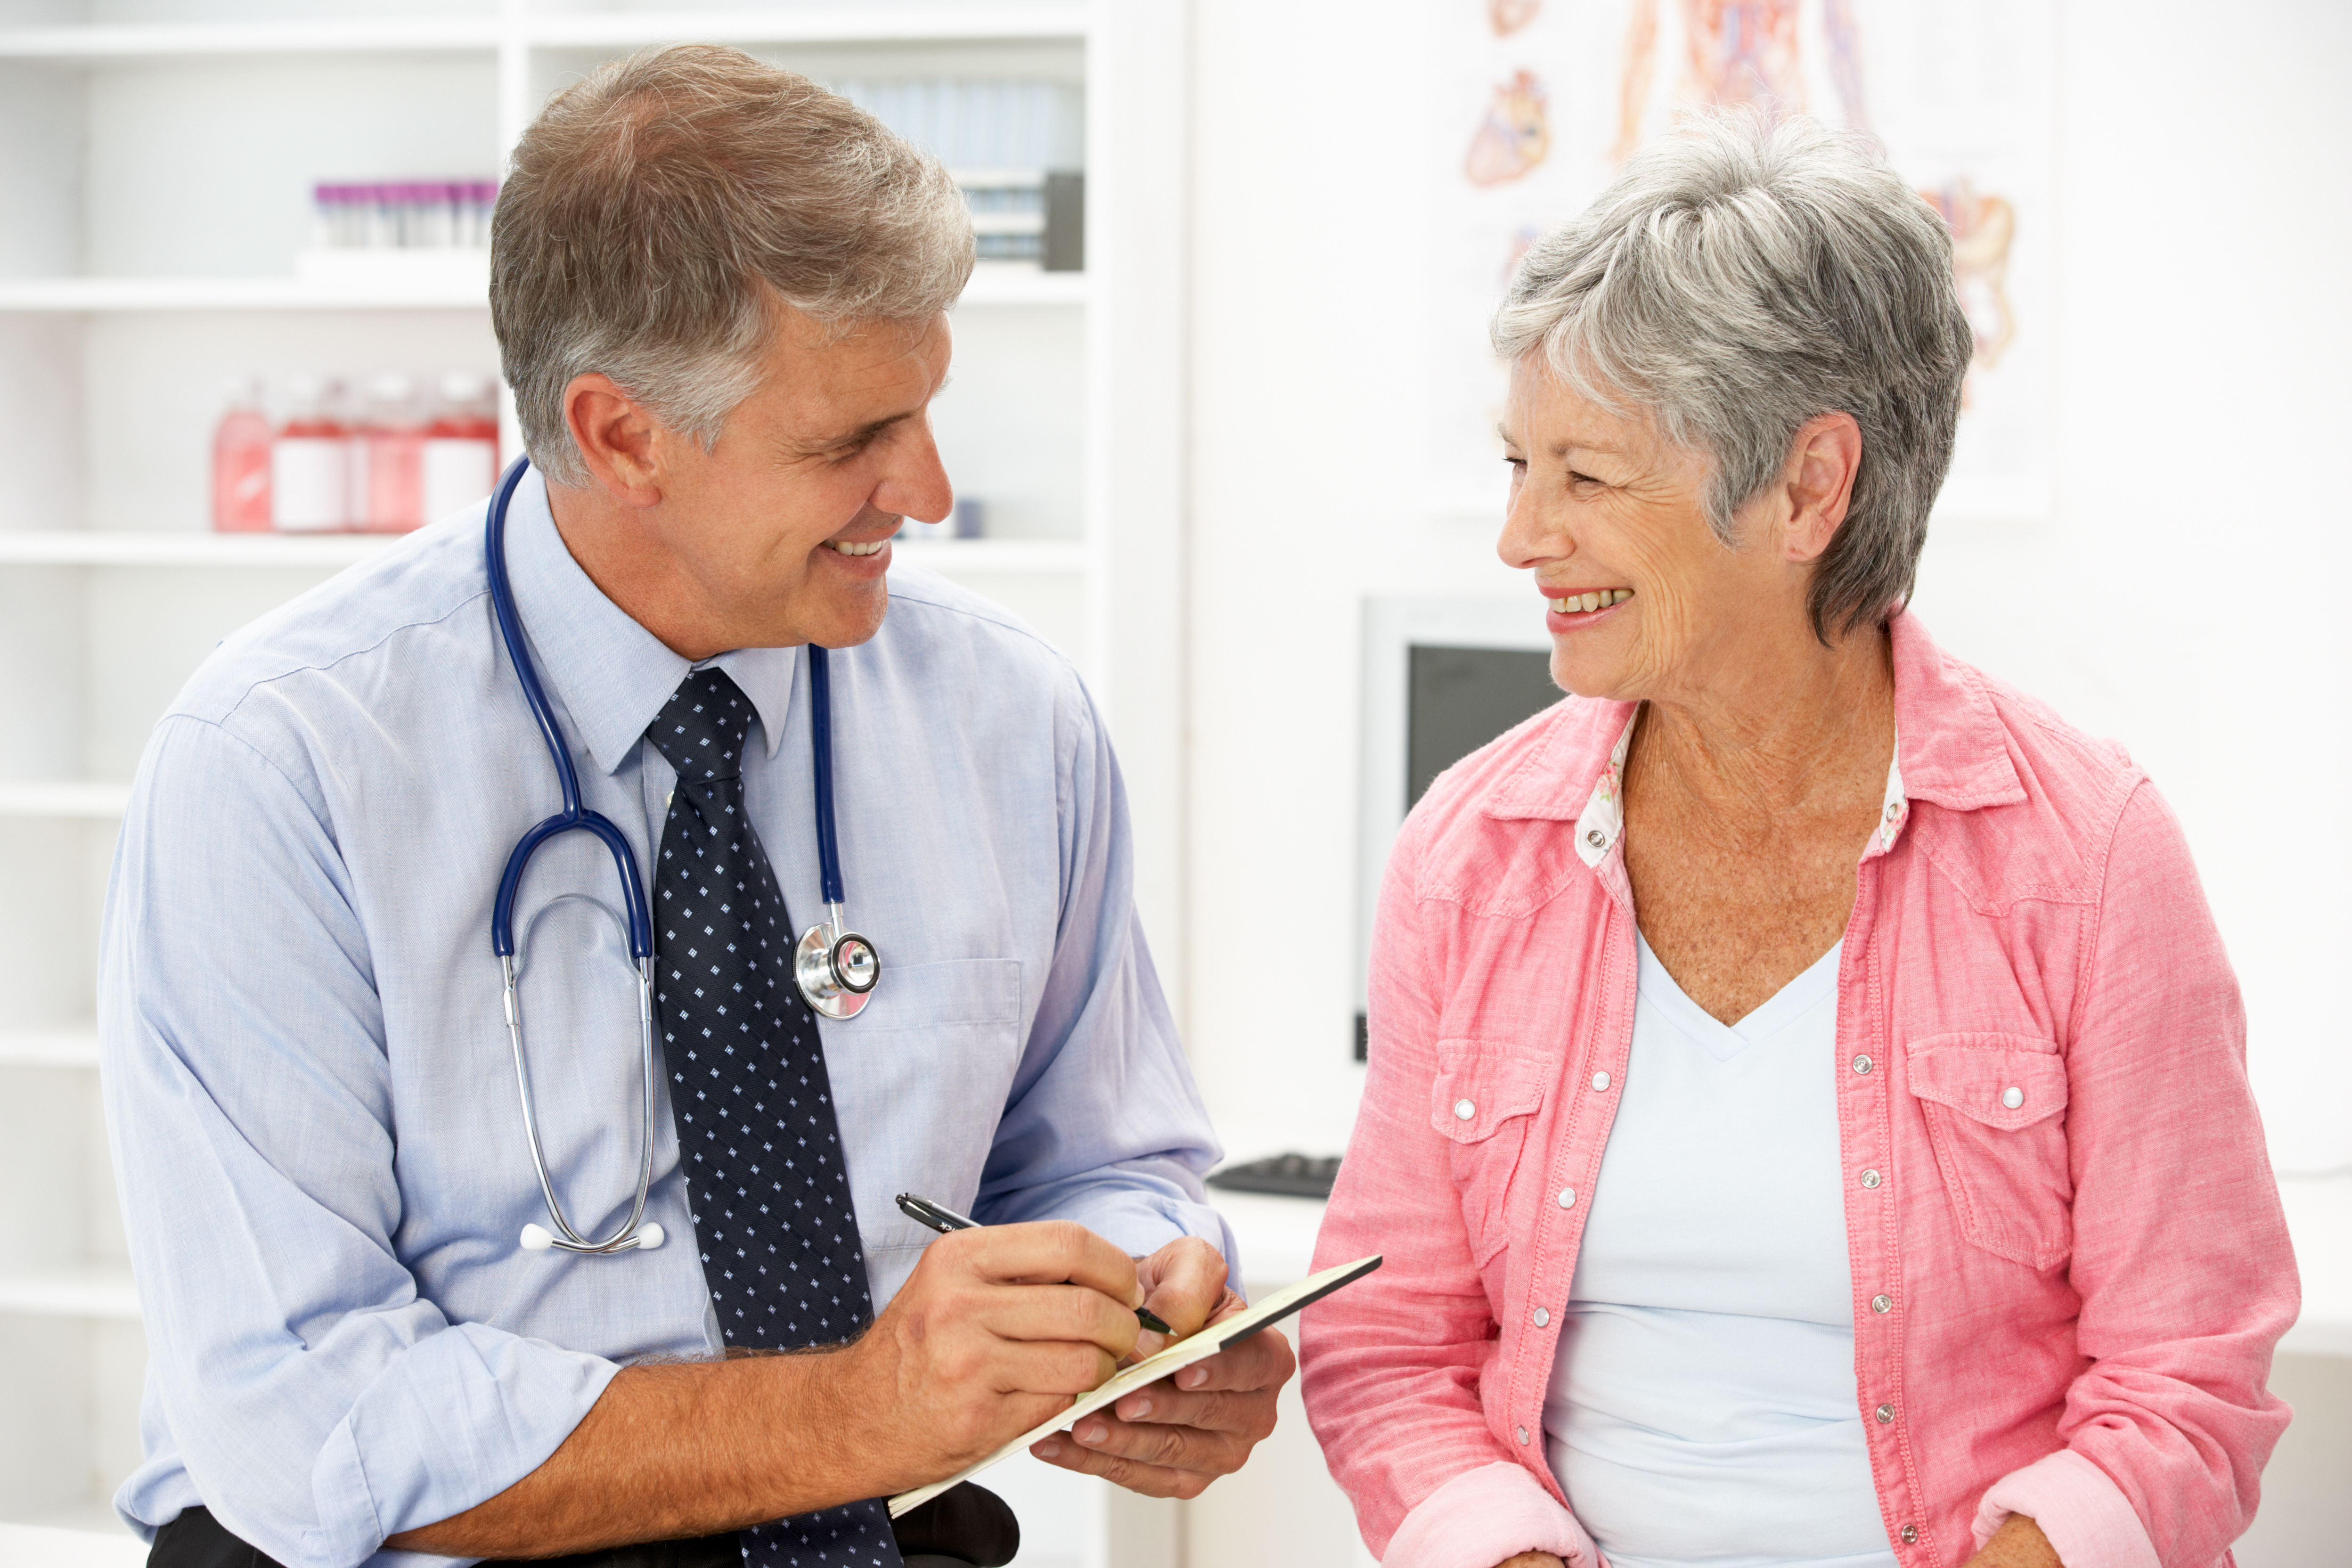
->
[1180, 0, 2352, 1178]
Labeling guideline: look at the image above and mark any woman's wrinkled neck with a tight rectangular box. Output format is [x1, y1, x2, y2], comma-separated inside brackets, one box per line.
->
[1628, 610, 1896, 817]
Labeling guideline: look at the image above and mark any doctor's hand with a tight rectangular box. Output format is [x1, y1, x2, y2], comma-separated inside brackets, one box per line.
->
[835, 1220, 1145, 1491]
[1027, 1235, 1295, 1499]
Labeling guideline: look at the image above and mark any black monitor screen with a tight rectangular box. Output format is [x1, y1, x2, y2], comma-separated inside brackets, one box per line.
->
[1407, 645, 1560, 808]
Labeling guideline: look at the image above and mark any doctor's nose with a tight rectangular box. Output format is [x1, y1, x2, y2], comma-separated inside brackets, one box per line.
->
[876, 420, 955, 529]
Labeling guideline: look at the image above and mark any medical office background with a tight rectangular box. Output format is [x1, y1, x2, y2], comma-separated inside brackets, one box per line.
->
[0, 0, 2343, 1565]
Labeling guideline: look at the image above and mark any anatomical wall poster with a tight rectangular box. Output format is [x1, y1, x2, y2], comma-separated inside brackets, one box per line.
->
[1426, 0, 2056, 524]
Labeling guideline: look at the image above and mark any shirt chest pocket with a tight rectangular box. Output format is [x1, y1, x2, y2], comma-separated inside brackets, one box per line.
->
[1905, 1033, 2073, 1270]
[1430, 1042, 1553, 1266]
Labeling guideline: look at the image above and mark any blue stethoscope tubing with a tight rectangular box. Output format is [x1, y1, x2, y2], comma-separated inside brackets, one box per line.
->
[483, 456, 877, 1258]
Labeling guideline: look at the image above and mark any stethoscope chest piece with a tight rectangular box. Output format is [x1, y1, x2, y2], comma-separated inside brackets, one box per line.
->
[796, 912, 880, 1020]
[794, 643, 880, 1019]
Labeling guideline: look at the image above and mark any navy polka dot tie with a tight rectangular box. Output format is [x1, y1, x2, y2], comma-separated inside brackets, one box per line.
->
[646, 668, 901, 1568]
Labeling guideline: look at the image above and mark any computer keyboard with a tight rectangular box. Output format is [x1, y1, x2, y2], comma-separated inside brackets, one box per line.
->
[1206, 1152, 1341, 1200]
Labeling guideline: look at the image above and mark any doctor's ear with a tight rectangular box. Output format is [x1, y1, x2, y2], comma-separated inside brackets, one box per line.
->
[562, 373, 666, 508]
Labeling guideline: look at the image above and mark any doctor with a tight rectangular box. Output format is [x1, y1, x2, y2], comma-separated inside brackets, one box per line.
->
[99, 44, 1288, 1568]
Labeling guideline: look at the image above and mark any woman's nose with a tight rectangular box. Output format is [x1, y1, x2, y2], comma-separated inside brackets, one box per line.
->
[1497, 477, 1566, 572]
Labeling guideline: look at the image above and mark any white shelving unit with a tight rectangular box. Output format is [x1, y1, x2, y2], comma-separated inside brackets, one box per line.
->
[0, 5, 1195, 1562]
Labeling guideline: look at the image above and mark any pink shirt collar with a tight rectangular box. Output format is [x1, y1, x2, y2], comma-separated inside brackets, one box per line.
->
[1485, 611, 2026, 868]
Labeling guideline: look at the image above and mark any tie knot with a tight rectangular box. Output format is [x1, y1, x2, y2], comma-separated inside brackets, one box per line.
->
[647, 668, 757, 783]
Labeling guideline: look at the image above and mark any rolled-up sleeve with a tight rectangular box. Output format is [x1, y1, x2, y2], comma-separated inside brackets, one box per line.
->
[1998, 782, 2297, 1566]
[101, 716, 618, 1568]
[972, 679, 1236, 1285]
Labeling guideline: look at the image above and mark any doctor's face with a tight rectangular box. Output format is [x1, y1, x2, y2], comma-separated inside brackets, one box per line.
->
[637, 307, 956, 654]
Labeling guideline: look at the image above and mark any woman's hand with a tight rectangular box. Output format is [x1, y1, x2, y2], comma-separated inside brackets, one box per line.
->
[1026, 1237, 1293, 1498]
[1962, 1514, 2062, 1568]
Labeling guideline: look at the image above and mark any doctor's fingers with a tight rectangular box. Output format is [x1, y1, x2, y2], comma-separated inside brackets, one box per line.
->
[971, 1280, 1143, 1362]
[953, 1220, 1142, 1306]
[1135, 1238, 1233, 1336]
[977, 1336, 1121, 1400]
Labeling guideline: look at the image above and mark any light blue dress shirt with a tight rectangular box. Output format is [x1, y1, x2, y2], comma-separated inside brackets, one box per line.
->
[97, 469, 1233, 1568]
[1543, 936, 1895, 1568]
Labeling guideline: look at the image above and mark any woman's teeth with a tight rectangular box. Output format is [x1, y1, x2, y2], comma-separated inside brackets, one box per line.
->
[1550, 589, 1633, 613]
[830, 539, 887, 556]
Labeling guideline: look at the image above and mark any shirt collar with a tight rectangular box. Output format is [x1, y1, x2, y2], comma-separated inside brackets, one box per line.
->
[1504, 610, 2014, 868]
[502, 466, 800, 774]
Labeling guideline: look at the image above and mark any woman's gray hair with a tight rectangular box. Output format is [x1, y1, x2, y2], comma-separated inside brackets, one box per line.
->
[1491, 111, 1973, 640]
[492, 44, 974, 487]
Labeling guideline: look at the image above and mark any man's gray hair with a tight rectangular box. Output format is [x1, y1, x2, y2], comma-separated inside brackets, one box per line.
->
[1491, 111, 1973, 640]
[492, 44, 974, 487]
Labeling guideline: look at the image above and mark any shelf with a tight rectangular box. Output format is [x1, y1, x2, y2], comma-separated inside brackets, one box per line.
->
[0, 532, 1076, 572]
[0, 1027, 99, 1069]
[0, 266, 1080, 314]
[0, 1267, 140, 1322]
[0, 531, 398, 567]
[893, 539, 1086, 572]
[529, 5, 1089, 48]
[0, 6, 1087, 62]
[0, 16, 502, 59]
[0, 782, 131, 818]
[0, 275, 487, 312]
[963, 266, 1089, 306]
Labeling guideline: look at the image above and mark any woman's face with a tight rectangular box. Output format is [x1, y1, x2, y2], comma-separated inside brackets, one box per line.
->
[1496, 357, 1819, 704]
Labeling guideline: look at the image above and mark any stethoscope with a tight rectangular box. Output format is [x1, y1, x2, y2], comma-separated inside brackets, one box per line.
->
[484, 456, 881, 1256]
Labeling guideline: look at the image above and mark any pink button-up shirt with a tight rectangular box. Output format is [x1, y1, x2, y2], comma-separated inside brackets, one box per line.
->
[1301, 613, 2296, 1568]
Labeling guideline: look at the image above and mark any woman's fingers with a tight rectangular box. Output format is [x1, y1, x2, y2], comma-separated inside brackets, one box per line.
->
[1026, 1429, 1225, 1500]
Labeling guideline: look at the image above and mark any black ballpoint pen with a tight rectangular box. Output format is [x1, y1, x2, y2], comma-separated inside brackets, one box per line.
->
[895, 1192, 1174, 1335]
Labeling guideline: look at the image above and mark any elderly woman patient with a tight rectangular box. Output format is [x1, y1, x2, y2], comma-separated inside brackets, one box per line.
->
[1301, 113, 2296, 1568]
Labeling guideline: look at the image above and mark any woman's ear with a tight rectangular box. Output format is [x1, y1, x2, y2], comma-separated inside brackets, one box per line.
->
[562, 373, 666, 508]
[1782, 411, 1863, 564]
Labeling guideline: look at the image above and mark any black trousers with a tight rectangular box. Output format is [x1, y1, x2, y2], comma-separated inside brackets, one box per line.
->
[147, 1484, 1016, 1568]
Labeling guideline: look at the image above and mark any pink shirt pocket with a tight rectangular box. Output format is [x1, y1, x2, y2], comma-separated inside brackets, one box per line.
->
[1905, 1033, 2074, 1270]
[1430, 1042, 1556, 1267]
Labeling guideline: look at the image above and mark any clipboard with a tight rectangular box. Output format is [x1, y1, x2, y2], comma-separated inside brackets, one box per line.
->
[889, 1253, 1383, 1517]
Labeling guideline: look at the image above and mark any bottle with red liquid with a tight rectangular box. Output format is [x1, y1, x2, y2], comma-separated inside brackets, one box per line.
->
[271, 375, 349, 532]
[422, 371, 500, 523]
[211, 376, 273, 531]
[356, 372, 426, 532]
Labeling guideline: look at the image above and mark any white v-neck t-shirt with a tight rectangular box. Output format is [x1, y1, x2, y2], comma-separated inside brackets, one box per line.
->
[1541, 935, 1898, 1568]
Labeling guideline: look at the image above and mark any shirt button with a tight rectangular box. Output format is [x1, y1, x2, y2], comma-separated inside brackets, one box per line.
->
[1591, 1071, 1611, 1091]
[1557, 1186, 1577, 1209]
[1876, 1404, 1895, 1423]
[1901, 1525, 1919, 1544]
[1532, 1307, 1550, 1327]
[1853, 1054, 1873, 1074]
[1861, 1168, 1882, 1189]
[1585, 829, 1607, 848]
[1885, 800, 1901, 820]
[1454, 1099, 1476, 1120]
[1515, 1425, 1529, 1445]
[1871, 1294, 1893, 1314]
[2002, 1086, 2025, 1109]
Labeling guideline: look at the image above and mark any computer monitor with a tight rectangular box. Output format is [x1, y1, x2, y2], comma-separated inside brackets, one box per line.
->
[1355, 598, 1560, 1059]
